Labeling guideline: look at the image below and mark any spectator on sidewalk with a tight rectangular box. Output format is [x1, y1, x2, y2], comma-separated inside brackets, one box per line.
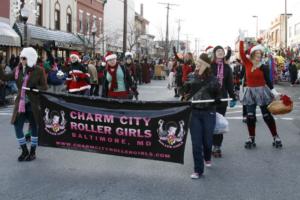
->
[88, 60, 99, 96]
[289, 60, 298, 86]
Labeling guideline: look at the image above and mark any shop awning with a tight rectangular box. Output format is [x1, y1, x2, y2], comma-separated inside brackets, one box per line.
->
[14, 22, 84, 50]
[0, 22, 21, 46]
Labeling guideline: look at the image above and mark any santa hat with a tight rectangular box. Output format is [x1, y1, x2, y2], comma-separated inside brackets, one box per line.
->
[20, 47, 38, 68]
[205, 46, 214, 59]
[70, 51, 81, 62]
[105, 52, 117, 62]
[205, 46, 214, 52]
[250, 44, 264, 55]
[125, 52, 133, 58]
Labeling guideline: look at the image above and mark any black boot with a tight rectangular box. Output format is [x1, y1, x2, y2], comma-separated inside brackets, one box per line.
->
[174, 88, 179, 97]
[26, 146, 36, 161]
[18, 144, 29, 162]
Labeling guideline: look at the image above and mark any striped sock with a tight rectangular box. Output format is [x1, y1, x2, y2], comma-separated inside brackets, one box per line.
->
[31, 136, 38, 147]
[17, 137, 26, 146]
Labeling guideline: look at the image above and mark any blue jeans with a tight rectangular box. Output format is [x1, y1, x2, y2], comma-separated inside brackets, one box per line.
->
[13, 104, 37, 140]
[190, 109, 216, 174]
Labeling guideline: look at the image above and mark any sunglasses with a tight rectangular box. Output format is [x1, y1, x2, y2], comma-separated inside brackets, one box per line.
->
[21, 57, 27, 60]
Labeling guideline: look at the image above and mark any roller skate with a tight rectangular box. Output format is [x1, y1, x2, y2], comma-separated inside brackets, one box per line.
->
[272, 136, 283, 148]
[212, 146, 222, 158]
[244, 137, 256, 149]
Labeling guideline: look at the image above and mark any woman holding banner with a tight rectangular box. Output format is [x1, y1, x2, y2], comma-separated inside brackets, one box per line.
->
[102, 52, 134, 99]
[0, 47, 48, 161]
[182, 53, 221, 179]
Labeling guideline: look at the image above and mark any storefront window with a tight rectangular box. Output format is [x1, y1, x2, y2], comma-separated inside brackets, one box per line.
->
[79, 11, 83, 33]
[67, 7, 72, 32]
[55, 3, 60, 30]
[36, 3, 43, 26]
[86, 14, 90, 34]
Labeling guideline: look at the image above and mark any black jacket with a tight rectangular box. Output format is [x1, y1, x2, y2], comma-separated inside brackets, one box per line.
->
[211, 63, 235, 100]
[182, 74, 221, 111]
[101, 65, 133, 98]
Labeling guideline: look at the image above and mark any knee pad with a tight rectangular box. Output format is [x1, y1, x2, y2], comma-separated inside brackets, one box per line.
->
[247, 113, 256, 123]
[263, 113, 273, 121]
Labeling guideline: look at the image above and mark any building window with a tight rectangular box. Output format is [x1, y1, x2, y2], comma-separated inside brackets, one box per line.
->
[289, 26, 292, 38]
[79, 11, 83, 33]
[295, 23, 300, 36]
[67, 7, 72, 32]
[36, 3, 42, 26]
[86, 14, 90, 34]
[99, 18, 102, 34]
[54, 3, 60, 30]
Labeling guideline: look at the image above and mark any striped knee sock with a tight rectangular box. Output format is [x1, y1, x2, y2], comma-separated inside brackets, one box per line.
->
[31, 136, 38, 147]
[17, 137, 26, 146]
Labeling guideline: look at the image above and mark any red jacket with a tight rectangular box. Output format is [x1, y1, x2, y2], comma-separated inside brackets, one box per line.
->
[182, 64, 193, 83]
[240, 41, 266, 87]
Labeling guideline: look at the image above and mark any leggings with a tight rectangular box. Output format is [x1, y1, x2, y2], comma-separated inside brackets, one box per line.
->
[246, 104, 278, 138]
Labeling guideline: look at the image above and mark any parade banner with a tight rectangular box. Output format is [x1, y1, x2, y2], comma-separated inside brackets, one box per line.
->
[37, 92, 192, 164]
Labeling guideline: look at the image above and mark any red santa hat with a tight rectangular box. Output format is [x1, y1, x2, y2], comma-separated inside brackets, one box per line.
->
[105, 52, 117, 62]
[249, 44, 264, 55]
[205, 46, 214, 52]
[205, 45, 214, 59]
[70, 51, 81, 62]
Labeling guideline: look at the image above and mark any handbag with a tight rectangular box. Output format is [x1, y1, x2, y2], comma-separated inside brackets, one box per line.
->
[214, 113, 229, 135]
[267, 95, 293, 115]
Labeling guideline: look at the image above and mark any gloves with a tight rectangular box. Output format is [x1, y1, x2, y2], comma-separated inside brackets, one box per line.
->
[271, 88, 281, 98]
[239, 29, 245, 41]
[230, 100, 237, 108]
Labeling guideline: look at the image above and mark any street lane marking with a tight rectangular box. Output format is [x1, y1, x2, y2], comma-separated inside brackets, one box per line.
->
[0, 113, 12, 116]
[226, 116, 294, 121]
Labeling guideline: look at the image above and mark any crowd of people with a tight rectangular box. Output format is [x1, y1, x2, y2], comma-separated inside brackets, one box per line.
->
[164, 31, 298, 179]
[0, 32, 298, 179]
[0, 50, 162, 105]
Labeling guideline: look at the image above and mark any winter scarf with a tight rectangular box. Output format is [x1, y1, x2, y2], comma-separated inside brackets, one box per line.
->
[15, 65, 32, 113]
[107, 64, 118, 92]
[216, 59, 224, 87]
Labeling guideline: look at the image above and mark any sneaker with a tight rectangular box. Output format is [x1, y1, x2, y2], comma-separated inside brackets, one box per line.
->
[204, 161, 212, 167]
[190, 172, 202, 179]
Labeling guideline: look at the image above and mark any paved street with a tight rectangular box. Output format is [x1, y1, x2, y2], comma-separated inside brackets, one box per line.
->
[0, 80, 300, 200]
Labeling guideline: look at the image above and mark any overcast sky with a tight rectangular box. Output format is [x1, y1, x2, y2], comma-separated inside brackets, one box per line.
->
[134, 0, 300, 50]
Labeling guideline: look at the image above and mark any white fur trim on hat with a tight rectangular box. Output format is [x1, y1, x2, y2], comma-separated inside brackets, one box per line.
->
[20, 47, 38, 68]
[70, 53, 81, 62]
[125, 52, 133, 58]
[106, 54, 117, 62]
[250, 45, 264, 55]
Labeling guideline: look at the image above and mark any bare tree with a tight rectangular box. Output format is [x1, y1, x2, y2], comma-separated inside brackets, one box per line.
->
[127, 23, 142, 52]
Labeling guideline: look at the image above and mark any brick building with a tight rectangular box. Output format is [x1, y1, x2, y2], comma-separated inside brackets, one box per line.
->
[77, 0, 105, 55]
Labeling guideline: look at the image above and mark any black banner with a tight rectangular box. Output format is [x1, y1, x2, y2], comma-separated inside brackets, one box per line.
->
[38, 92, 192, 164]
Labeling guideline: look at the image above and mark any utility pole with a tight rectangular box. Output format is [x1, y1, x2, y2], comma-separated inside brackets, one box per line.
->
[123, 0, 128, 54]
[184, 34, 190, 54]
[253, 15, 258, 38]
[176, 19, 183, 52]
[194, 38, 198, 57]
[159, 2, 179, 61]
[284, 0, 288, 49]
